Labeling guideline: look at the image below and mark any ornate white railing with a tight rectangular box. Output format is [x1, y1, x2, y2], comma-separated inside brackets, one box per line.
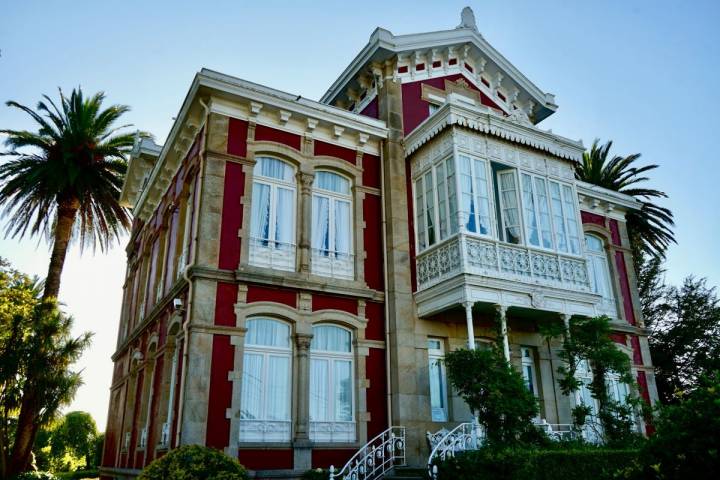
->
[427, 422, 484, 478]
[329, 426, 406, 480]
[533, 420, 579, 442]
[248, 237, 296, 272]
[416, 234, 590, 293]
[311, 249, 354, 280]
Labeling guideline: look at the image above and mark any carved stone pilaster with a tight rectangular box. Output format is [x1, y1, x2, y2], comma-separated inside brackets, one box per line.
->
[298, 172, 315, 273]
[294, 333, 313, 442]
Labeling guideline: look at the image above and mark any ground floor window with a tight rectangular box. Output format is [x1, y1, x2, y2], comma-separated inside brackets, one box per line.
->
[521, 347, 539, 397]
[428, 338, 448, 422]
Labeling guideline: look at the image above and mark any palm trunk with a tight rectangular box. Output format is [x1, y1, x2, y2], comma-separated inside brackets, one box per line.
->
[7, 392, 40, 477]
[42, 199, 79, 301]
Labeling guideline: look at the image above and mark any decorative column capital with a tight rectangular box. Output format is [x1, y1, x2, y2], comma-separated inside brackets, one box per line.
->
[493, 303, 507, 316]
[295, 333, 313, 352]
[299, 172, 314, 194]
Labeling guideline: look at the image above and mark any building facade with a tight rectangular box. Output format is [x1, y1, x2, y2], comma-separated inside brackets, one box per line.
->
[101, 9, 658, 479]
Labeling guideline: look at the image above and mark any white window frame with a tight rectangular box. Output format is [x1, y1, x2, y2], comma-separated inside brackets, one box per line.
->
[585, 233, 616, 316]
[309, 324, 356, 443]
[239, 318, 293, 443]
[497, 169, 524, 245]
[521, 347, 539, 397]
[428, 338, 449, 422]
[458, 154, 494, 238]
[311, 171, 354, 280]
[249, 157, 297, 271]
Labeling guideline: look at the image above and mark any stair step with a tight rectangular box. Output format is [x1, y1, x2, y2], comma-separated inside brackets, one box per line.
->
[387, 466, 428, 479]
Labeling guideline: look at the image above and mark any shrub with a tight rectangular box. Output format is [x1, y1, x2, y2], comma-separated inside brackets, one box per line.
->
[434, 447, 640, 480]
[56, 470, 99, 480]
[12, 473, 58, 480]
[301, 468, 330, 480]
[138, 445, 248, 480]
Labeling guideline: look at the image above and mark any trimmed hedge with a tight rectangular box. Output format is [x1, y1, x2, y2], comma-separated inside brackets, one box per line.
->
[12, 473, 57, 480]
[435, 447, 640, 480]
[138, 445, 248, 480]
[56, 470, 99, 480]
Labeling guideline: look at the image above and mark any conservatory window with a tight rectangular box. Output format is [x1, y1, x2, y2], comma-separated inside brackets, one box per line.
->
[415, 157, 458, 251]
[239, 318, 292, 442]
[459, 155, 493, 236]
[521, 347, 539, 397]
[311, 171, 354, 279]
[310, 325, 355, 442]
[249, 157, 296, 271]
[497, 170, 522, 244]
[585, 234, 615, 302]
[428, 338, 448, 422]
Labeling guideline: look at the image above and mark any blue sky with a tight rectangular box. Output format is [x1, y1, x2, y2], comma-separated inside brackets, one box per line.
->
[1, 0, 718, 429]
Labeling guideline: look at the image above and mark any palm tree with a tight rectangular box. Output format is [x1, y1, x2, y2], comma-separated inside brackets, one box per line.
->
[575, 139, 675, 259]
[0, 88, 135, 300]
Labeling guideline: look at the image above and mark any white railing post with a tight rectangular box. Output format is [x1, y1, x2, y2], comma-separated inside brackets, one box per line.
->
[329, 465, 335, 479]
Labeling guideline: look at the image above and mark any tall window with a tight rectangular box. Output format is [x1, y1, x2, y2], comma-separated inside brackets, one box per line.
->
[459, 155, 493, 236]
[240, 318, 292, 442]
[415, 157, 458, 251]
[497, 170, 522, 244]
[310, 325, 355, 442]
[249, 157, 296, 271]
[521, 347, 539, 397]
[585, 234, 615, 306]
[312, 171, 354, 279]
[427, 338, 448, 421]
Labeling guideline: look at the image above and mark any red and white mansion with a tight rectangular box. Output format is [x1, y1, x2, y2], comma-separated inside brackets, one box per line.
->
[101, 8, 658, 479]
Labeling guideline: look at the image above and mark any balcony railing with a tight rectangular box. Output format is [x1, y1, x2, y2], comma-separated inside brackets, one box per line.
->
[311, 249, 354, 280]
[310, 421, 356, 443]
[416, 234, 591, 293]
[248, 237, 296, 272]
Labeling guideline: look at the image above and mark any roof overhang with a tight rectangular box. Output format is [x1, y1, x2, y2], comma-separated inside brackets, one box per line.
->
[321, 26, 558, 123]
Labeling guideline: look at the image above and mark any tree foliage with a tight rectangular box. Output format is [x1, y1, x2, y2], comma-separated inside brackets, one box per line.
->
[138, 445, 248, 480]
[444, 347, 538, 446]
[0, 258, 92, 477]
[49, 412, 97, 468]
[575, 139, 675, 259]
[0, 88, 138, 299]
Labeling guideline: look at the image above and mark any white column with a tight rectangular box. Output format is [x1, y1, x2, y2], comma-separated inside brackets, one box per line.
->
[496, 304, 510, 361]
[560, 313, 570, 339]
[463, 301, 476, 349]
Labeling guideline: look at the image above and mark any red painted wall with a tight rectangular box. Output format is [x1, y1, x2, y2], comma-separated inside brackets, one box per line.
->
[238, 449, 293, 470]
[615, 251, 637, 325]
[205, 335, 235, 449]
[146, 354, 164, 464]
[366, 347, 388, 439]
[363, 194, 384, 291]
[581, 211, 606, 228]
[362, 153, 381, 189]
[364, 301, 385, 342]
[360, 97, 379, 119]
[215, 282, 239, 327]
[312, 449, 357, 469]
[218, 161, 245, 270]
[312, 293, 358, 314]
[314, 140, 356, 165]
[255, 124, 302, 151]
[228, 118, 249, 157]
[401, 73, 504, 135]
[247, 284, 297, 308]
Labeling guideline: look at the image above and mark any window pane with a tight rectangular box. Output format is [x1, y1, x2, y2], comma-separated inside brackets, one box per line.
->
[459, 155, 476, 233]
[446, 159, 458, 234]
[424, 172, 436, 245]
[549, 182, 568, 252]
[315, 171, 350, 195]
[267, 356, 290, 420]
[240, 353, 263, 419]
[255, 157, 293, 182]
[334, 200, 351, 255]
[246, 318, 290, 347]
[586, 234, 604, 252]
[523, 365, 535, 395]
[312, 325, 352, 352]
[429, 359, 445, 410]
[562, 185, 580, 254]
[415, 179, 426, 250]
[310, 358, 329, 421]
[521, 174, 540, 247]
[534, 177, 554, 249]
[427, 339, 441, 350]
[473, 159, 491, 235]
[275, 187, 295, 245]
[250, 183, 271, 241]
[334, 360, 353, 421]
[499, 172, 522, 244]
[436, 163, 448, 239]
[312, 195, 330, 252]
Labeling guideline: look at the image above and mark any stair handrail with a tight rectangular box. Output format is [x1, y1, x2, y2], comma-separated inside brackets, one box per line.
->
[426, 422, 484, 478]
[329, 426, 406, 480]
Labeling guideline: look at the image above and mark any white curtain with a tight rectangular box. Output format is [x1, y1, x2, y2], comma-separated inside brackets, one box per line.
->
[266, 356, 290, 421]
[256, 157, 293, 181]
[334, 360, 353, 421]
[275, 187, 294, 246]
[334, 200, 351, 255]
[562, 185, 581, 254]
[549, 182, 568, 252]
[240, 353, 263, 420]
[534, 177, 554, 249]
[459, 155, 476, 233]
[415, 179, 426, 250]
[521, 174, 540, 247]
[310, 358, 329, 421]
[436, 162, 448, 239]
[499, 172, 522, 244]
[586, 234, 614, 301]
[446, 159, 458, 235]
[473, 159, 491, 235]
[312, 325, 351, 352]
[315, 171, 350, 194]
[250, 183, 271, 240]
[428, 358, 445, 418]
[424, 172, 436, 245]
[312, 195, 330, 252]
[246, 318, 290, 347]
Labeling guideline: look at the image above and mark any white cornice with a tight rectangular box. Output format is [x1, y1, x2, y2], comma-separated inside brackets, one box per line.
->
[405, 96, 583, 162]
[577, 181, 642, 215]
[320, 26, 557, 122]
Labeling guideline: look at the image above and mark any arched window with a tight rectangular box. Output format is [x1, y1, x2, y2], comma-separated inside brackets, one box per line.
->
[239, 317, 292, 442]
[309, 324, 355, 442]
[249, 157, 296, 271]
[311, 171, 354, 279]
[585, 234, 616, 316]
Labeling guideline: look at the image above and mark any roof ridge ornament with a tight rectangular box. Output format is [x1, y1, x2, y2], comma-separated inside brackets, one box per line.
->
[456, 6, 478, 32]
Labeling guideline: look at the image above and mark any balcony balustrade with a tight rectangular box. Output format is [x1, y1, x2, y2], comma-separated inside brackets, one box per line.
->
[416, 234, 590, 294]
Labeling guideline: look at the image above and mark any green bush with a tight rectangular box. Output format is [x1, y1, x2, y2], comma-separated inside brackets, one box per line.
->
[138, 445, 248, 480]
[434, 447, 640, 480]
[56, 470, 99, 480]
[12, 472, 58, 480]
[301, 469, 330, 480]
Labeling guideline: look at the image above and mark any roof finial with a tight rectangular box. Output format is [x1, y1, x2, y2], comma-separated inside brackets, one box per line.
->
[457, 6, 477, 31]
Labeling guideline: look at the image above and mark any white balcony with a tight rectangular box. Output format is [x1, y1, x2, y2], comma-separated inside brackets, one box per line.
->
[248, 237, 296, 272]
[417, 234, 590, 293]
[311, 249, 354, 280]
